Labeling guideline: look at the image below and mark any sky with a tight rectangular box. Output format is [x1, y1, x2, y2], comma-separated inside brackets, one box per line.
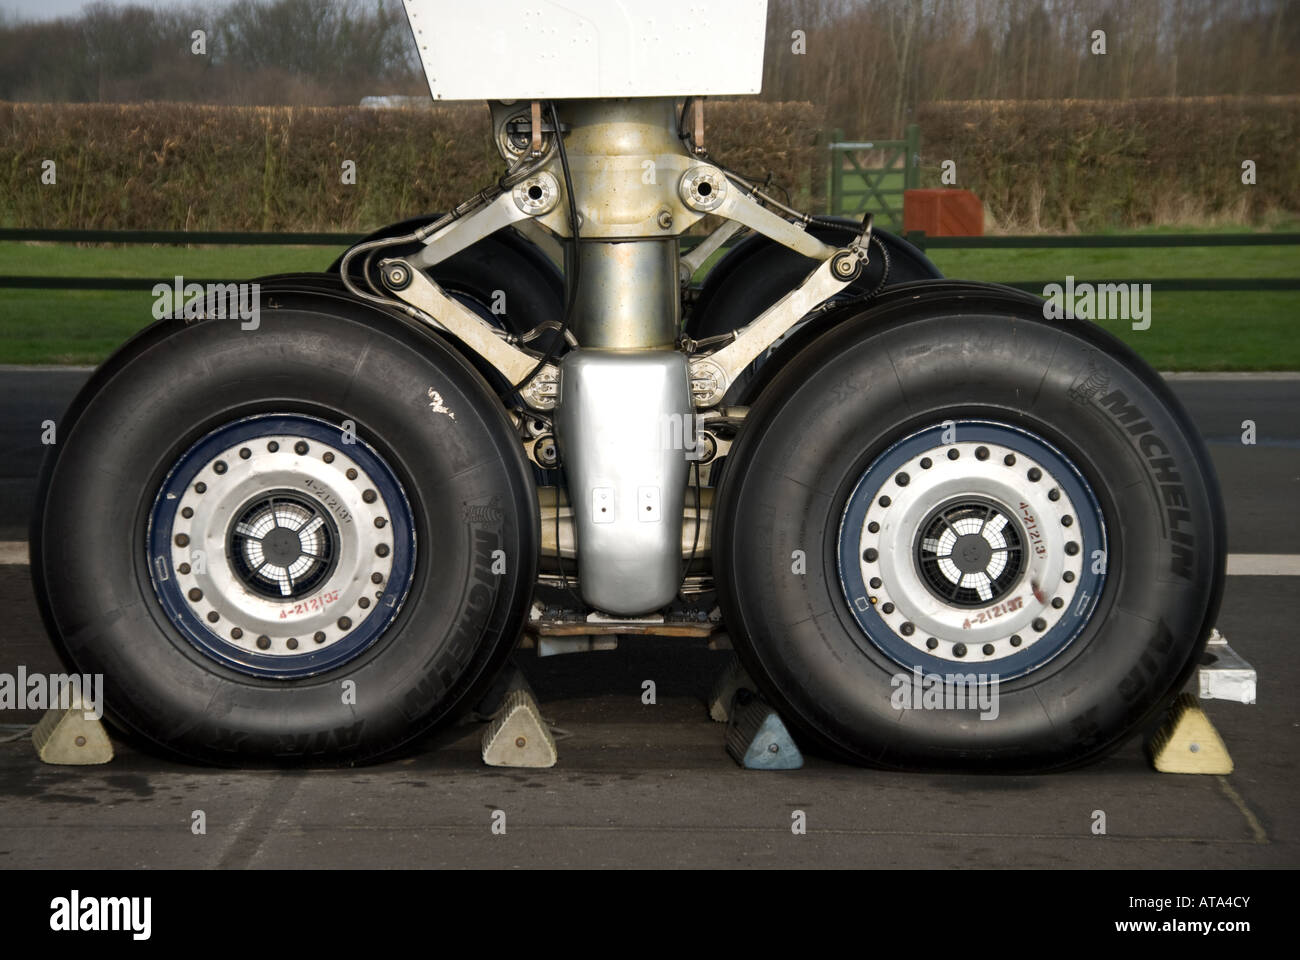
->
[1, 0, 179, 20]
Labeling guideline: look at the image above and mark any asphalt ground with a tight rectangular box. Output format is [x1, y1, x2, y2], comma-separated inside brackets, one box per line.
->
[0, 369, 1295, 869]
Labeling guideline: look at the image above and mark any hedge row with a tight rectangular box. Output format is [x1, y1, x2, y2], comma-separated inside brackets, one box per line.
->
[0, 100, 827, 232]
[917, 96, 1300, 231]
[3, 97, 1295, 234]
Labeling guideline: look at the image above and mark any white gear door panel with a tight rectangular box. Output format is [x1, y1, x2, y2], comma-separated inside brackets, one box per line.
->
[402, 0, 768, 100]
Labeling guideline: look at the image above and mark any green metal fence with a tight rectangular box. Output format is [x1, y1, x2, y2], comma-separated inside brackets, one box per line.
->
[900, 231, 1300, 292]
[0, 228, 1296, 294]
[827, 123, 921, 230]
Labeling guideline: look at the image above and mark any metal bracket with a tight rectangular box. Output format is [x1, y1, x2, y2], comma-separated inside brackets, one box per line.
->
[529, 99, 544, 157]
[687, 253, 855, 407]
[380, 260, 559, 409]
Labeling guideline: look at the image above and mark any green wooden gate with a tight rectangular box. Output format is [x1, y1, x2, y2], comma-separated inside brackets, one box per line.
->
[827, 123, 921, 232]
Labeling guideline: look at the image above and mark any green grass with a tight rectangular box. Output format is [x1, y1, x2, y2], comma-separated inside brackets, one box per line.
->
[1, 240, 1297, 369]
[922, 246, 1300, 370]
[923, 244, 1299, 280]
[0, 243, 332, 365]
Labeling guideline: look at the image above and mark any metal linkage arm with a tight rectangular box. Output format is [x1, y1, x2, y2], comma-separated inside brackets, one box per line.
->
[410, 177, 559, 270]
[379, 260, 559, 410]
[709, 178, 836, 262]
[679, 219, 745, 285]
[687, 245, 867, 407]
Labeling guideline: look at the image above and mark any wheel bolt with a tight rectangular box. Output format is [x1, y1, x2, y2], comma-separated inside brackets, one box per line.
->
[359, 597, 371, 610]
[362, 489, 377, 504]
[900, 621, 915, 636]
[181, 506, 193, 519]
[1065, 541, 1079, 555]
[1063, 570, 1075, 582]
[982, 643, 994, 656]
[895, 472, 910, 486]
[323, 452, 335, 464]
[975, 446, 989, 460]
[867, 521, 879, 533]
[376, 544, 390, 558]
[256, 635, 271, 650]
[239, 447, 251, 460]
[287, 638, 298, 650]
[920, 457, 932, 469]
[207, 611, 219, 623]
[374, 517, 387, 529]
[346, 468, 358, 480]
[1048, 487, 1060, 501]
[268, 441, 280, 452]
[882, 602, 895, 614]
[1061, 515, 1073, 527]
[188, 587, 202, 601]
[295, 441, 309, 455]
[314, 632, 326, 643]
[952, 642, 966, 657]
[863, 548, 878, 562]
[372, 572, 384, 584]
[175, 533, 189, 547]
[1027, 467, 1042, 482]
[1010, 634, 1022, 647]
[178, 563, 191, 575]
[231, 627, 243, 640]
[337, 616, 352, 631]
[869, 577, 881, 589]
[878, 495, 891, 507]
[926, 637, 938, 650]
[1004, 454, 1016, 466]
[1052, 597, 1064, 609]
[1032, 617, 1047, 632]
[947, 448, 959, 460]
[213, 460, 227, 474]
[194, 481, 207, 494]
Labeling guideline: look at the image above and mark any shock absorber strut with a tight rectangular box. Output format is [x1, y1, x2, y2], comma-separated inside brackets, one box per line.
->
[551, 98, 694, 614]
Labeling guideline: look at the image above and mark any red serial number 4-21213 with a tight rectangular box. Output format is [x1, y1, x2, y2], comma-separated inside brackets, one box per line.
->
[279, 589, 341, 619]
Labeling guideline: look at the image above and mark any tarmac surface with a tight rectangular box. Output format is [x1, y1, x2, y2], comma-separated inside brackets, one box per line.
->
[0, 368, 1295, 868]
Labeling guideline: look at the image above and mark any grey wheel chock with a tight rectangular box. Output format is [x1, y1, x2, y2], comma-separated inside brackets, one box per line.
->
[725, 691, 803, 771]
[32, 698, 113, 765]
[481, 668, 557, 768]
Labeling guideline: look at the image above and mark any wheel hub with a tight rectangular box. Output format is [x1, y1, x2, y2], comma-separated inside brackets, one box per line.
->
[837, 420, 1107, 679]
[916, 498, 1025, 606]
[147, 414, 416, 678]
[229, 493, 338, 599]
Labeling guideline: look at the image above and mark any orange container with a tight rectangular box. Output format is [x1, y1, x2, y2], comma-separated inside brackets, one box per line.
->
[902, 189, 984, 236]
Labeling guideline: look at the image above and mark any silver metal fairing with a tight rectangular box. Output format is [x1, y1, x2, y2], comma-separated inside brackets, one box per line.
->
[555, 350, 693, 615]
